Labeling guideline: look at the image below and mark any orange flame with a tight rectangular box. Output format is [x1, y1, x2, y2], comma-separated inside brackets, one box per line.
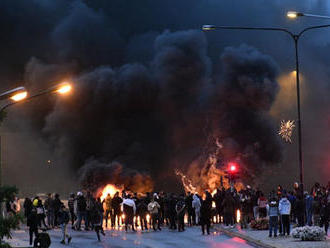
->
[99, 184, 123, 202]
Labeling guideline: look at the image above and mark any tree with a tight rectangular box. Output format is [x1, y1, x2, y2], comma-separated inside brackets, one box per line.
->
[0, 185, 21, 247]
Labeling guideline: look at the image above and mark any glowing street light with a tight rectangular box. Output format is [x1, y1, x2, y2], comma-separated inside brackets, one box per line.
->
[55, 83, 72, 95]
[0, 86, 27, 101]
[0, 81, 73, 186]
[10, 91, 28, 102]
[287, 11, 330, 20]
[287, 11, 303, 19]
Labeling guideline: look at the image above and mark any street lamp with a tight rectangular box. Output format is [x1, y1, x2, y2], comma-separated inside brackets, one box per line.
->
[287, 11, 330, 20]
[0, 82, 73, 186]
[202, 23, 330, 196]
[0, 87, 27, 102]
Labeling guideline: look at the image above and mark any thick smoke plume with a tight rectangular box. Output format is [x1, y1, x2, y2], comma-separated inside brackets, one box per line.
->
[184, 45, 282, 192]
[1, 0, 330, 194]
[78, 159, 153, 194]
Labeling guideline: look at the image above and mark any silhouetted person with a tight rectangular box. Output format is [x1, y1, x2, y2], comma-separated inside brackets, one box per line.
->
[111, 192, 123, 227]
[27, 208, 39, 246]
[200, 197, 211, 235]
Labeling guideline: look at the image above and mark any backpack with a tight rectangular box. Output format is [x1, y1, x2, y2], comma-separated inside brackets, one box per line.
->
[34, 232, 51, 248]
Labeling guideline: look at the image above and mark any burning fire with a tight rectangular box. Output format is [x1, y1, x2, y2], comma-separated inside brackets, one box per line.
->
[99, 184, 123, 201]
[175, 169, 197, 193]
[236, 209, 241, 223]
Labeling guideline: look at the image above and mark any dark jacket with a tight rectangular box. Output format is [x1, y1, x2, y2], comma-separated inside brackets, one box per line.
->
[111, 196, 123, 212]
[222, 195, 235, 214]
[57, 209, 70, 225]
[77, 196, 87, 212]
[27, 209, 39, 229]
[200, 200, 212, 222]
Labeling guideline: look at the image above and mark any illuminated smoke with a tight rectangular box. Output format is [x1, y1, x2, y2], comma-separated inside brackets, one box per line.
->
[78, 159, 154, 194]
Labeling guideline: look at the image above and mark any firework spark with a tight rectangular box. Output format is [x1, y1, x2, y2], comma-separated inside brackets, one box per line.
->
[278, 120, 295, 143]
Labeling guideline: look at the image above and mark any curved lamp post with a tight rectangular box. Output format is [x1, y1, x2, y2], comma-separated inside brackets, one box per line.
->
[0, 82, 72, 186]
[202, 23, 330, 196]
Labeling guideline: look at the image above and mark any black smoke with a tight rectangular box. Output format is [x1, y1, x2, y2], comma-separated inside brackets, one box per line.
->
[1, 0, 330, 194]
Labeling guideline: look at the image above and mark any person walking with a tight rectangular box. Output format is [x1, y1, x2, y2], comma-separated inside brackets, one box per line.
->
[104, 193, 112, 228]
[122, 195, 136, 232]
[27, 207, 39, 246]
[36, 199, 48, 229]
[148, 195, 161, 231]
[44, 194, 54, 228]
[91, 203, 105, 241]
[192, 194, 201, 225]
[267, 197, 279, 238]
[23, 198, 32, 220]
[111, 192, 123, 227]
[168, 194, 177, 230]
[200, 197, 212, 235]
[85, 192, 94, 230]
[137, 198, 148, 230]
[58, 204, 72, 245]
[75, 192, 87, 231]
[68, 193, 76, 226]
[53, 194, 62, 228]
[185, 192, 194, 226]
[279, 193, 291, 236]
[176, 195, 186, 232]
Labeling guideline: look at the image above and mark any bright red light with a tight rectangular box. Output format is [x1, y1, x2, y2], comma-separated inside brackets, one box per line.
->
[228, 162, 237, 172]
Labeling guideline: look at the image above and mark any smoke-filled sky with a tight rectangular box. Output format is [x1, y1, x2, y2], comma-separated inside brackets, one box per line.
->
[1, 0, 330, 195]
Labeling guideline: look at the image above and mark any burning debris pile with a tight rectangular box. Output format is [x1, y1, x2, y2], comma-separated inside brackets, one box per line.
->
[78, 159, 153, 195]
[176, 45, 283, 192]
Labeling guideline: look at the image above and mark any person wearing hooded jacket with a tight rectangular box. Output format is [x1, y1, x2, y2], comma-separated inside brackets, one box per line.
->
[267, 197, 279, 237]
[279, 194, 291, 236]
[192, 194, 201, 225]
[122, 195, 136, 232]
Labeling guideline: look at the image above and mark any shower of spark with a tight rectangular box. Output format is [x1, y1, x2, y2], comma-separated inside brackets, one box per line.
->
[175, 169, 197, 193]
[278, 120, 295, 143]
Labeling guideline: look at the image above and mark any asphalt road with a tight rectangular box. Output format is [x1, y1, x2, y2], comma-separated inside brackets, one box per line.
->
[9, 225, 257, 248]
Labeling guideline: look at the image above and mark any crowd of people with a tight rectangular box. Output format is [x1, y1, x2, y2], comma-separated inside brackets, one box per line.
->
[8, 181, 329, 245]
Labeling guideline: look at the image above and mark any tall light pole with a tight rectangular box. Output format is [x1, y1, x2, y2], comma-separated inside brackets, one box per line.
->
[0, 82, 72, 186]
[202, 22, 330, 196]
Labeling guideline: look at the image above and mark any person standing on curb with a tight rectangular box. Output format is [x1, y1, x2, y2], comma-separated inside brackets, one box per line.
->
[279, 192, 291, 236]
[267, 196, 279, 238]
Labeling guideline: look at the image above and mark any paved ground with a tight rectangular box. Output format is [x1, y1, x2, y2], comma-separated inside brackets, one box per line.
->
[217, 225, 330, 248]
[6, 225, 256, 248]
